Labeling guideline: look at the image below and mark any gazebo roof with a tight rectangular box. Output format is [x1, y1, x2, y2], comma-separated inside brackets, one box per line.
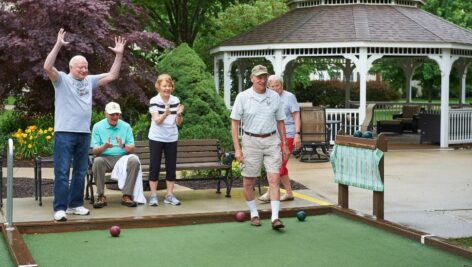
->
[217, 4, 472, 48]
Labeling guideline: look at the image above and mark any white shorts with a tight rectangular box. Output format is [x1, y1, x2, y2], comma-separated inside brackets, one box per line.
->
[240, 134, 281, 177]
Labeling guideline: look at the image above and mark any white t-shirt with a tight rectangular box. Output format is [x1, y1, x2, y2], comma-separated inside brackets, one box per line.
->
[148, 94, 180, 142]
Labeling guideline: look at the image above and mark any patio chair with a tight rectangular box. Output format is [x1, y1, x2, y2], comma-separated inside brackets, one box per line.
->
[299, 106, 330, 162]
[377, 105, 421, 134]
[393, 105, 421, 133]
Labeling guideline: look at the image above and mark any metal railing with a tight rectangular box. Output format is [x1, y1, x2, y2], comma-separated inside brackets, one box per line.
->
[5, 138, 14, 230]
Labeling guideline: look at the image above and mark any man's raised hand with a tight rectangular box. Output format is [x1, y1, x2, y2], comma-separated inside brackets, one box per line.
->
[108, 36, 127, 54]
[56, 28, 69, 46]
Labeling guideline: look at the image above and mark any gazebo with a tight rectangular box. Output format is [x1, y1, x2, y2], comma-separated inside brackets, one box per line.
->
[211, 0, 472, 148]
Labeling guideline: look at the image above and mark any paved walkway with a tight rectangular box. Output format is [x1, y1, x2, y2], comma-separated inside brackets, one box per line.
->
[2, 148, 472, 238]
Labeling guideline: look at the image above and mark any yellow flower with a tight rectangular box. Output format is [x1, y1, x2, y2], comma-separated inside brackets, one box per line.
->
[28, 144, 32, 149]
[22, 133, 27, 138]
[25, 129, 31, 134]
[48, 127, 53, 132]
[46, 135, 52, 140]
[39, 129, 44, 134]
[29, 135, 33, 140]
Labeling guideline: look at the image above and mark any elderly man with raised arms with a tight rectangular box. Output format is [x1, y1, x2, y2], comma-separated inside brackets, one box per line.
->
[43, 28, 126, 221]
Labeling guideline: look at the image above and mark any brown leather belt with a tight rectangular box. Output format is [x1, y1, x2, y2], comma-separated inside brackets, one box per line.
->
[244, 131, 276, 138]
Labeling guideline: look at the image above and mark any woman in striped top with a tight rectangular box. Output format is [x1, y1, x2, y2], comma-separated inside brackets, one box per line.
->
[147, 74, 184, 206]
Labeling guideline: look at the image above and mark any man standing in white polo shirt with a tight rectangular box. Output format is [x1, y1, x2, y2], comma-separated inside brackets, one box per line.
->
[230, 65, 290, 230]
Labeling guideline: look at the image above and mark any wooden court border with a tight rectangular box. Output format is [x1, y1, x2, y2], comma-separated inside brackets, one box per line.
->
[2, 205, 472, 266]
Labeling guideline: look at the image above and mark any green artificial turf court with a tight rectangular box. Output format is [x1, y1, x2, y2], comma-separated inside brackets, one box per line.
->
[22, 214, 471, 267]
[0, 234, 14, 267]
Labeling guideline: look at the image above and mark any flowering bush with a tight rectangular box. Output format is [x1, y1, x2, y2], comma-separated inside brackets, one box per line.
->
[11, 126, 54, 160]
[231, 160, 243, 179]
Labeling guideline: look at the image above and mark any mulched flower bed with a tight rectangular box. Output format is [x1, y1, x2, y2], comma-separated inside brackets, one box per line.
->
[2, 177, 308, 199]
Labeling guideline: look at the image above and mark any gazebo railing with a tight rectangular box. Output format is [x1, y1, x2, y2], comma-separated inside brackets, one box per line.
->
[449, 109, 472, 144]
[326, 108, 359, 143]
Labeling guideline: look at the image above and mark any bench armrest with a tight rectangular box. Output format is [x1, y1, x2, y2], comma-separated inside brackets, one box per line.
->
[222, 152, 235, 165]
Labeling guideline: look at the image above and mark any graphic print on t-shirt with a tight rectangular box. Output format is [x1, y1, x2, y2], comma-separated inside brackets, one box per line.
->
[74, 79, 90, 98]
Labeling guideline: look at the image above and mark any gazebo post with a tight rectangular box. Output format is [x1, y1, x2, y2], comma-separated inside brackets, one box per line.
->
[213, 57, 221, 95]
[266, 50, 297, 78]
[236, 61, 248, 93]
[455, 60, 471, 106]
[428, 49, 459, 148]
[344, 49, 382, 124]
[223, 52, 236, 109]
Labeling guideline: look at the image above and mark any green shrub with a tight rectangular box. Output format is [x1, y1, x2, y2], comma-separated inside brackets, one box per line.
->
[293, 80, 400, 107]
[156, 44, 232, 151]
[132, 113, 151, 140]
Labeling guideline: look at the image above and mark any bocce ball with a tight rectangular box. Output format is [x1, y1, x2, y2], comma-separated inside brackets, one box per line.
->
[353, 130, 363, 137]
[110, 225, 121, 237]
[296, 211, 306, 221]
[234, 211, 247, 222]
[362, 131, 373, 139]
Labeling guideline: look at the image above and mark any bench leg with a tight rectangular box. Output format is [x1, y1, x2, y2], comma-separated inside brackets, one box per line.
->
[216, 170, 222, 194]
[225, 169, 232, 198]
[34, 161, 38, 201]
[38, 163, 42, 207]
[88, 173, 95, 204]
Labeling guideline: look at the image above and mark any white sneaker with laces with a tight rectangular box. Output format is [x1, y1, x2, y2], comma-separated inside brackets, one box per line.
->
[66, 206, 90, 216]
[164, 195, 181, 206]
[54, 210, 67, 221]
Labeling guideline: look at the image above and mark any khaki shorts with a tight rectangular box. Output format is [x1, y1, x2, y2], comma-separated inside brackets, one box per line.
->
[240, 134, 282, 177]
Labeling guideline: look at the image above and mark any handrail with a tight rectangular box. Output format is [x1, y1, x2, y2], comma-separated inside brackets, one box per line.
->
[6, 138, 14, 230]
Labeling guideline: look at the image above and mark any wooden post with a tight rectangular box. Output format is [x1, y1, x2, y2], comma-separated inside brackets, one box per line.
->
[338, 184, 349, 209]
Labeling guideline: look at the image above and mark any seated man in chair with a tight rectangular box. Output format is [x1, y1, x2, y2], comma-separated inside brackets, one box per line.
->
[91, 102, 145, 208]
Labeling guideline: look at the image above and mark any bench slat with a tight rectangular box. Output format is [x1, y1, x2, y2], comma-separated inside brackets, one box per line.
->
[134, 139, 219, 147]
[139, 157, 221, 165]
[134, 145, 219, 153]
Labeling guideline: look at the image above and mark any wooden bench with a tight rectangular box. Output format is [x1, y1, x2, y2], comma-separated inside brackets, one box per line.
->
[85, 139, 233, 204]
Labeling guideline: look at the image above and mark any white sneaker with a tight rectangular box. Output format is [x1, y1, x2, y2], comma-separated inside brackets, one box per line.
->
[149, 196, 159, 206]
[258, 191, 270, 202]
[66, 206, 90, 216]
[164, 195, 181, 206]
[54, 210, 67, 221]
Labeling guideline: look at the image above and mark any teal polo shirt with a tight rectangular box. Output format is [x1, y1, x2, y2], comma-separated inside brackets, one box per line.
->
[91, 118, 135, 156]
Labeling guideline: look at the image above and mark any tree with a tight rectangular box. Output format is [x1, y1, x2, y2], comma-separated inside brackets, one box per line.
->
[193, 0, 287, 66]
[0, 0, 172, 114]
[156, 43, 232, 149]
[135, 0, 237, 47]
[423, 0, 472, 29]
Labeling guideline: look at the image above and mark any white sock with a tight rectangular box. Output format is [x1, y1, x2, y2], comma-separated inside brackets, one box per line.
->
[271, 201, 280, 222]
[246, 200, 259, 218]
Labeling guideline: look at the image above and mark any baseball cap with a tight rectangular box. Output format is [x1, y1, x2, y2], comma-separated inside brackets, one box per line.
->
[251, 65, 269, 76]
[105, 102, 121, 114]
